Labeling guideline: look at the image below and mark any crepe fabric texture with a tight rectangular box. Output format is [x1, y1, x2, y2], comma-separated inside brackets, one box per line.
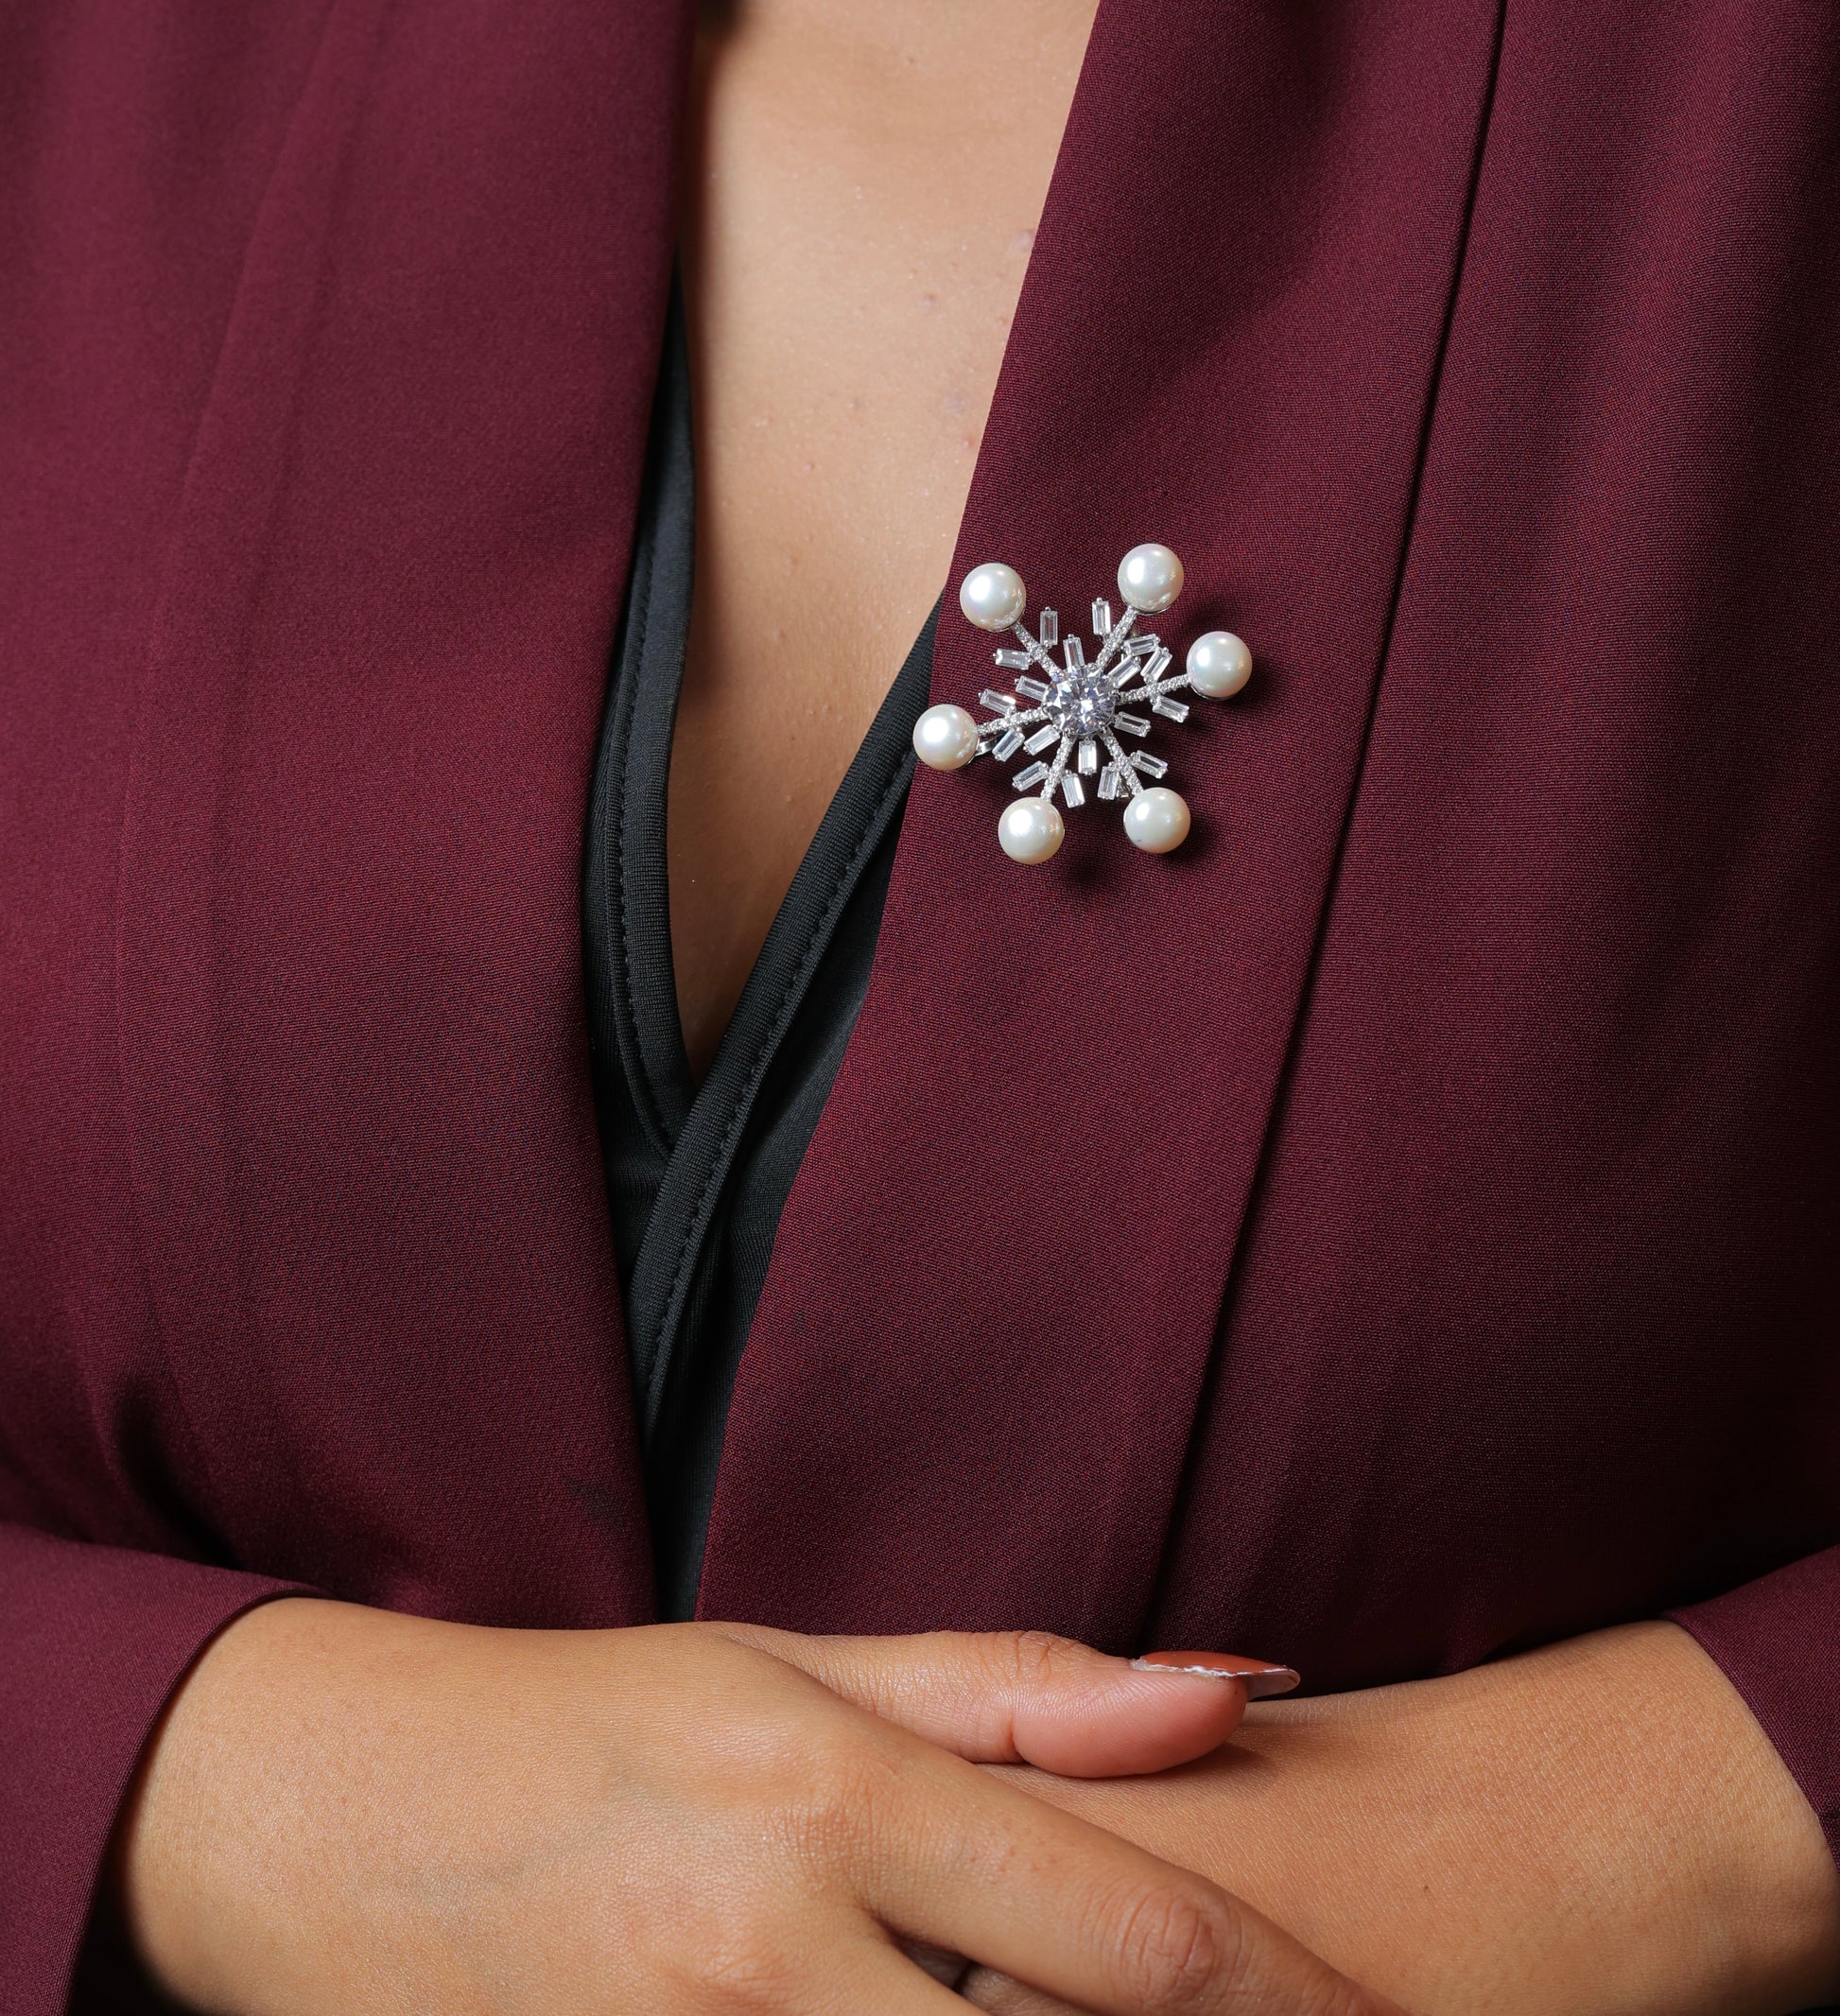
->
[2, 4, 1838, 2010]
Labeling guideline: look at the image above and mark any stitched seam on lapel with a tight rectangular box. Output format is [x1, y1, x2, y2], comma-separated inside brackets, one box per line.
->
[613, 412, 669, 1151]
[1127, 0, 1514, 1651]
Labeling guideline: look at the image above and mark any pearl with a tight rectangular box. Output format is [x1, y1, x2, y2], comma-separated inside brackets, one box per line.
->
[1122, 786, 1190, 854]
[1186, 630, 1252, 698]
[960, 562, 1028, 632]
[911, 704, 981, 770]
[998, 796, 1065, 864]
[1117, 543, 1185, 613]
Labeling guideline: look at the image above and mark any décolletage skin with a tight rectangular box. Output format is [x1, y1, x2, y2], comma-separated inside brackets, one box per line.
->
[668, 0, 1097, 1072]
[5, 0, 1840, 2009]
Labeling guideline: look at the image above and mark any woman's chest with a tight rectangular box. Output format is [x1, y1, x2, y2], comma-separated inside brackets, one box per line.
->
[665, 0, 1098, 1069]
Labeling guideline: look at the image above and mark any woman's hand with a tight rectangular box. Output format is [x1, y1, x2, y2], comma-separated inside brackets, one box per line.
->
[963, 1622, 1840, 2016]
[116, 1598, 1402, 2015]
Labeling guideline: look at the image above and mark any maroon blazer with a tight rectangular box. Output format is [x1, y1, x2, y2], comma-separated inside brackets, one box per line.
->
[4, 2, 1838, 2008]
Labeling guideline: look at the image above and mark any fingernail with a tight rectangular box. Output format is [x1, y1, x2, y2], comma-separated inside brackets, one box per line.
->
[1131, 1650, 1301, 1698]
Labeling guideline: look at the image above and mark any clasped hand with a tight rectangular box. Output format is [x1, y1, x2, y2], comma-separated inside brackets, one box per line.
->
[119, 1602, 1839, 2013]
[118, 1600, 1397, 2014]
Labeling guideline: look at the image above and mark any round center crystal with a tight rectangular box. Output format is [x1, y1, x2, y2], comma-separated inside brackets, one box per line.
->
[1049, 669, 1116, 742]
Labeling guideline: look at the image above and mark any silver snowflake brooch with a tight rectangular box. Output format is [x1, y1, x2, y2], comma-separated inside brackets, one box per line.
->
[911, 544, 1252, 863]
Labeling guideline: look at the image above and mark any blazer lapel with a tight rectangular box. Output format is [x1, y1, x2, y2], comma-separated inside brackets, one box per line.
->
[700, 0, 1505, 1643]
[115, 0, 691, 1621]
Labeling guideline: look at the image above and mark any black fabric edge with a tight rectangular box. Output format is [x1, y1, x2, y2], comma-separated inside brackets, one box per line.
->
[628, 601, 940, 1429]
[585, 279, 697, 1162]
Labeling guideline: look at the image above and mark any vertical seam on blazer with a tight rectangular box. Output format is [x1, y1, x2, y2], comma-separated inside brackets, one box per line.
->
[107, 0, 367, 1542]
[1131, 0, 1515, 1649]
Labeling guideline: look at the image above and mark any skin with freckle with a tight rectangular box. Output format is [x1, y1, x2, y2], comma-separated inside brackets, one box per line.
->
[668, 0, 1097, 1075]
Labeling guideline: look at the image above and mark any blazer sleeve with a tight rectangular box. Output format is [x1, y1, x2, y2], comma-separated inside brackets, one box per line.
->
[1669, 1546, 1840, 1868]
[0, 1521, 307, 2016]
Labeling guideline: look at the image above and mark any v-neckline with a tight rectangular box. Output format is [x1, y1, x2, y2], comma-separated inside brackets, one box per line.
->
[592, 285, 938, 1192]
[582, 280, 940, 1611]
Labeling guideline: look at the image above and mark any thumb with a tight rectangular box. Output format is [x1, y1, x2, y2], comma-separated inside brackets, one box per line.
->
[715, 1625, 1298, 1777]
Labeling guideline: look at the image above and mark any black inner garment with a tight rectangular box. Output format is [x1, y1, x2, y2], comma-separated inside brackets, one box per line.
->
[582, 291, 939, 1619]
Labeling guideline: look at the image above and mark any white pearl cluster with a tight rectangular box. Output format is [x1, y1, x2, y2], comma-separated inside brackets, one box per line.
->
[915, 544, 1253, 863]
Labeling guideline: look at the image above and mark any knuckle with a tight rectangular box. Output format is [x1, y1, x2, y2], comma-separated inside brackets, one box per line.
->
[1110, 1879, 1247, 2014]
[769, 1723, 907, 1872]
[695, 1926, 804, 2014]
[636, 1893, 805, 2016]
[1313, 1985, 1394, 2016]
[999, 1628, 1089, 1694]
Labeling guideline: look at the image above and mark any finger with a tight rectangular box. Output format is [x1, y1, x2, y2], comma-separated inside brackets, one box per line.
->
[717, 1624, 1295, 1776]
[958, 1963, 1403, 2016]
[811, 1934, 987, 2016]
[900, 1938, 972, 1990]
[728, 1923, 982, 2016]
[855, 1741, 1404, 2016]
[960, 1965, 1083, 2014]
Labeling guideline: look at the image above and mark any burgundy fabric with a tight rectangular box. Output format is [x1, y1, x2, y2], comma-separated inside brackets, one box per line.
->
[1676, 1552, 1840, 1884]
[2, 4, 685, 2007]
[0, 1533, 303, 2006]
[701, 0, 1840, 1844]
[2, 3, 1836, 2013]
